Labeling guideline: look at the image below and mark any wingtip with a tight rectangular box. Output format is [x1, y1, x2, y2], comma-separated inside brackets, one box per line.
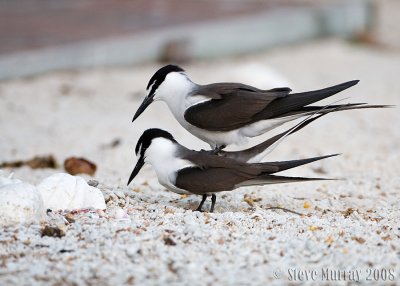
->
[329, 153, 341, 158]
[375, 104, 395, 108]
[345, 80, 360, 88]
[316, 153, 341, 161]
[315, 177, 346, 181]
[352, 104, 395, 109]
[306, 153, 341, 162]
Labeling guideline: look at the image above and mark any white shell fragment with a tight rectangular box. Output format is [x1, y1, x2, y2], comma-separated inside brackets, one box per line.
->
[37, 173, 106, 211]
[0, 181, 44, 227]
[108, 207, 130, 222]
[0, 171, 22, 187]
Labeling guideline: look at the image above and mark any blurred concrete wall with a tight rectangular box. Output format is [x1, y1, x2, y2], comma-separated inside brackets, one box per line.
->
[0, 0, 372, 80]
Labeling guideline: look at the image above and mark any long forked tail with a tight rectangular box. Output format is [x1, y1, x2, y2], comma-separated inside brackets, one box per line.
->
[257, 153, 339, 174]
[221, 102, 392, 163]
[254, 80, 360, 120]
[237, 174, 335, 187]
[282, 103, 393, 117]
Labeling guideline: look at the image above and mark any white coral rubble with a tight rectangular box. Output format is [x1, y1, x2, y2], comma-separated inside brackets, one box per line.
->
[37, 173, 106, 211]
[0, 173, 44, 226]
[0, 172, 106, 226]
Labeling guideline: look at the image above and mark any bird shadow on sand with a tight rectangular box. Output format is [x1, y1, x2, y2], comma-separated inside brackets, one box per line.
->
[154, 192, 260, 214]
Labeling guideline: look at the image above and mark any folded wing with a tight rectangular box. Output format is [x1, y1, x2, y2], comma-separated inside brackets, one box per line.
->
[184, 83, 290, 131]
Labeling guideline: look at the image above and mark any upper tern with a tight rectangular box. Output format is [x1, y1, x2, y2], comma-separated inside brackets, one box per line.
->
[132, 65, 388, 151]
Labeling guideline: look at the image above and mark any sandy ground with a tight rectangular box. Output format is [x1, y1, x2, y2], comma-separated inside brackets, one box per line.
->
[0, 38, 399, 285]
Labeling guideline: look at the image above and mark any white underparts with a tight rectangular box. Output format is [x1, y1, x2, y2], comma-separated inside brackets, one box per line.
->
[145, 138, 195, 194]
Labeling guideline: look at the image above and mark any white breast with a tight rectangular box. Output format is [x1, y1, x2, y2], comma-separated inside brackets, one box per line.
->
[145, 138, 195, 194]
[155, 73, 248, 148]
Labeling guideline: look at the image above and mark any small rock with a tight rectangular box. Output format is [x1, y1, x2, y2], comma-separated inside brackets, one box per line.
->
[64, 214, 75, 223]
[64, 157, 97, 176]
[352, 236, 366, 244]
[115, 190, 125, 199]
[87, 180, 99, 187]
[163, 235, 176, 246]
[126, 246, 140, 258]
[0, 180, 44, 226]
[41, 225, 65, 238]
[109, 208, 129, 221]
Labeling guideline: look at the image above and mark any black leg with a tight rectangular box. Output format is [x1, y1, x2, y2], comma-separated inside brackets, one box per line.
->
[210, 194, 216, 213]
[195, 194, 207, 212]
[212, 144, 227, 155]
[219, 144, 227, 151]
[200, 145, 227, 155]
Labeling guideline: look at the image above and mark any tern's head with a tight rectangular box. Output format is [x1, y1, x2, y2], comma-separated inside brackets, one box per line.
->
[132, 65, 186, 122]
[127, 128, 176, 185]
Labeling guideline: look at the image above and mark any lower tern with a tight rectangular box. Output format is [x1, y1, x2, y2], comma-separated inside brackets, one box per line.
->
[127, 128, 337, 212]
[132, 65, 388, 151]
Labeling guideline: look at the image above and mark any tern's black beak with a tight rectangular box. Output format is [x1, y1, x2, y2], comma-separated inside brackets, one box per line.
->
[132, 95, 154, 122]
[127, 156, 145, 185]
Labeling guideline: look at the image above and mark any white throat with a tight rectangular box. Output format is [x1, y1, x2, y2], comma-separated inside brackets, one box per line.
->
[154, 72, 210, 127]
[154, 72, 193, 102]
[144, 138, 195, 194]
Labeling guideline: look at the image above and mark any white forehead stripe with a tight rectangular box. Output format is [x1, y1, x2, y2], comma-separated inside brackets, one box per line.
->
[137, 143, 143, 155]
[147, 81, 155, 92]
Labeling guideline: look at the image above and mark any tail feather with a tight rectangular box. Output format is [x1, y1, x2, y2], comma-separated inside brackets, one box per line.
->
[254, 80, 359, 119]
[221, 102, 391, 163]
[237, 174, 334, 187]
[281, 103, 393, 117]
[221, 105, 338, 163]
[259, 154, 339, 174]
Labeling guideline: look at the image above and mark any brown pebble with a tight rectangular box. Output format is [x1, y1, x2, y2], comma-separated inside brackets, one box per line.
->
[64, 157, 97, 176]
[65, 214, 76, 224]
[41, 225, 65, 238]
[163, 234, 176, 246]
[351, 236, 366, 244]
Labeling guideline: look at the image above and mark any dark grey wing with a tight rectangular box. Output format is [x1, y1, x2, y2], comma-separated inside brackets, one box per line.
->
[175, 165, 332, 194]
[176, 149, 278, 194]
[175, 167, 253, 194]
[181, 148, 279, 172]
[176, 149, 334, 194]
[184, 83, 291, 131]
